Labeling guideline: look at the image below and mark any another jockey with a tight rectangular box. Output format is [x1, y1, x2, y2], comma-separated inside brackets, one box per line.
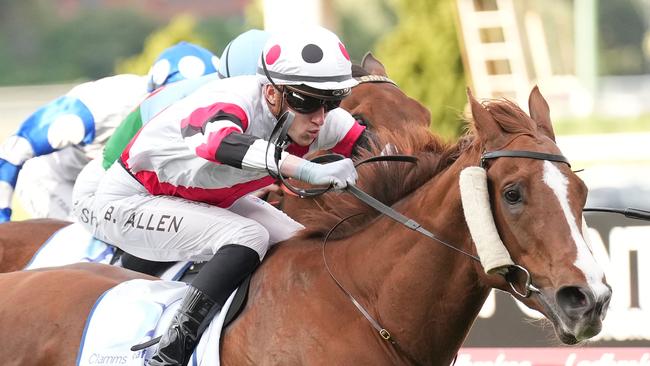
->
[0, 41, 218, 223]
[91, 26, 367, 365]
[99, 29, 271, 172]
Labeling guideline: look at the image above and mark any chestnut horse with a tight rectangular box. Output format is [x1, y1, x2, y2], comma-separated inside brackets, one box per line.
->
[0, 53, 431, 273]
[0, 87, 611, 365]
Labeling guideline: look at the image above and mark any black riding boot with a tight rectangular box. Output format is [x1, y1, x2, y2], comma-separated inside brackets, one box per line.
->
[148, 244, 260, 366]
[147, 286, 216, 366]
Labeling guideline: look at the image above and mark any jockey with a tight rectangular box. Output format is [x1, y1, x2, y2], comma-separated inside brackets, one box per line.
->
[0, 41, 218, 223]
[72, 30, 270, 274]
[91, 26, 367, 366]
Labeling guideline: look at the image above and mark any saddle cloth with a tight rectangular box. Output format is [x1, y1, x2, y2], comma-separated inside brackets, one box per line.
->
[24, 222, 115, 269]
[25, 222, 191, 281]
[76, 279, 235, 366]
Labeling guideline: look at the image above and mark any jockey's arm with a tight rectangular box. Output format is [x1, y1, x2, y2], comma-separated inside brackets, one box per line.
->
[200, 131, 357, 188]
[0, 95, 95, 222]
[315, 108, 367, 159]
[183, 117, 357, 189]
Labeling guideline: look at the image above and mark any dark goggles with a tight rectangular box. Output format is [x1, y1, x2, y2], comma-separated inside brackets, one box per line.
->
[283, 89, 342, 114]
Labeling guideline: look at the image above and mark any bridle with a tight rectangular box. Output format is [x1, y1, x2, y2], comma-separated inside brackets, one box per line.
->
[481, 150, 570, 168]
[354, 74, 398, 87]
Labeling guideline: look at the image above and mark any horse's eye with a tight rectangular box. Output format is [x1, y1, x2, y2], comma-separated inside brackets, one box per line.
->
[504, 188, 522, 204]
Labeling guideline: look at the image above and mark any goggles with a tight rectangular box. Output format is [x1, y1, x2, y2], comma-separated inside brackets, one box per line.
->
[283, 89, 341, 114]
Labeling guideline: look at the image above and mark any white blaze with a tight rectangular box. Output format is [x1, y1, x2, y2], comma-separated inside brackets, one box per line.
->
[542, 161, 610, 300]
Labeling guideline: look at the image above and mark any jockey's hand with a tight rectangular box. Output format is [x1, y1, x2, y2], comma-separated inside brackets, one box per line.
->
[295, 158, 357, 189]
[0, 208, 11, 223]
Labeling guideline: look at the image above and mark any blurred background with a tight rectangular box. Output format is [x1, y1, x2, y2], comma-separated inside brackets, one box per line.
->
[1, 0, 649, 362]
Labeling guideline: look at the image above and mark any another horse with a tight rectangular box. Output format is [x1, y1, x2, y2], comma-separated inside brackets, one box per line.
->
[0, 263, 155, 365]
[0, 53, 431, 273]
[0, 87, 611, 365]
[0, 218, 70, 272]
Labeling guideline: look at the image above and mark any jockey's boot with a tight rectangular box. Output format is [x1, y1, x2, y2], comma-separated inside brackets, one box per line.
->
[148, 286, 216, 366]
[148, 244, 261, 366]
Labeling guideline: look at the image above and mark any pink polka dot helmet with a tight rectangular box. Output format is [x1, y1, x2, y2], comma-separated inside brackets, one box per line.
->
[258, 26, 358, 100]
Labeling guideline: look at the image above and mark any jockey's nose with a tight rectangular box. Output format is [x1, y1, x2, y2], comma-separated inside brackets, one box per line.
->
[311, 106, 326, 125]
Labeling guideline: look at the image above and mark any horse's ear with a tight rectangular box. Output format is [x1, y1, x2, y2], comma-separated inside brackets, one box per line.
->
[467, 88, 506, 150]
[361, 52, 388, 76]
[528, 85, 556, 142]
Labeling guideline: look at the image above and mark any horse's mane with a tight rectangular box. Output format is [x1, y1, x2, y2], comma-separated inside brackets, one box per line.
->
[296, 98, 536, 240]
[297, 125, 469, 239]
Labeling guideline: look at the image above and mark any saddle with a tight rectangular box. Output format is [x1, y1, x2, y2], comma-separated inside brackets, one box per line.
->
[113, 248, 252, 332]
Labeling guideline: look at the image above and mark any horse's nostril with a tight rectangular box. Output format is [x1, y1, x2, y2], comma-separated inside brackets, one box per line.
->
[556, 286, 594, 320]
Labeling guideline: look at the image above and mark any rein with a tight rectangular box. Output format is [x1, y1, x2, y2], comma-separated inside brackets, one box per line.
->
[583, 206, 650, 221]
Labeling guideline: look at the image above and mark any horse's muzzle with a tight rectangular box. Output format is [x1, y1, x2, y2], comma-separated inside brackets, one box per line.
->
[554, 284, 612, 343]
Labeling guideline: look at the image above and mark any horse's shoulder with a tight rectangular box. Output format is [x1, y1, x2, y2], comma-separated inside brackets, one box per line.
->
[248, 240, 326, 294]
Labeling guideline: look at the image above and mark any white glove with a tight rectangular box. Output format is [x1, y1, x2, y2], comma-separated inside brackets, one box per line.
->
[295, 158, 358, 189]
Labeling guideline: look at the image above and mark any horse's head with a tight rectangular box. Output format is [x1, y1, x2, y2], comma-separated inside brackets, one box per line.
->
[465, 87, 612, 344]
[342, 53, 431, 129]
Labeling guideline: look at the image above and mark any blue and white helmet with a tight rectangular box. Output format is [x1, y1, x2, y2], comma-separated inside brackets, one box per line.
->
[218, 29, 270, 79]
[147, 41, 220, 92]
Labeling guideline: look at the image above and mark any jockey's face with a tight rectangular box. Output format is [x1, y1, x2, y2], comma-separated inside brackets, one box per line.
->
[286, 101, 327, 147]
[262, 84, 332, 147]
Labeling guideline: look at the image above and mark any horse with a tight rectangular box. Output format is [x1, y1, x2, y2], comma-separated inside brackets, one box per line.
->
[0, 52, 431, 274]
[0, 218, 70, 272]
[0, 87, 611, 365]
[0, 263, 155, 365]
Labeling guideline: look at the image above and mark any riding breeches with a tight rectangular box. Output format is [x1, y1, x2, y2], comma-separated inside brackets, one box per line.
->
[92, 163, 304, 262]
[15, 147, 89, 220]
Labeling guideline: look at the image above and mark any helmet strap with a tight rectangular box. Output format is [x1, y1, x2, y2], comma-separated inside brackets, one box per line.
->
[261, 54, 282, 93]
[261, 54, 289, 120]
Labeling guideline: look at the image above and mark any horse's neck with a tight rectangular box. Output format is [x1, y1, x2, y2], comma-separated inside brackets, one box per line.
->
[334, 164, 491, 364]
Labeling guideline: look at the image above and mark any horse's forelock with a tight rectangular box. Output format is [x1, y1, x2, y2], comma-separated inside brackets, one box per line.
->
[483, 99, 537, 136]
